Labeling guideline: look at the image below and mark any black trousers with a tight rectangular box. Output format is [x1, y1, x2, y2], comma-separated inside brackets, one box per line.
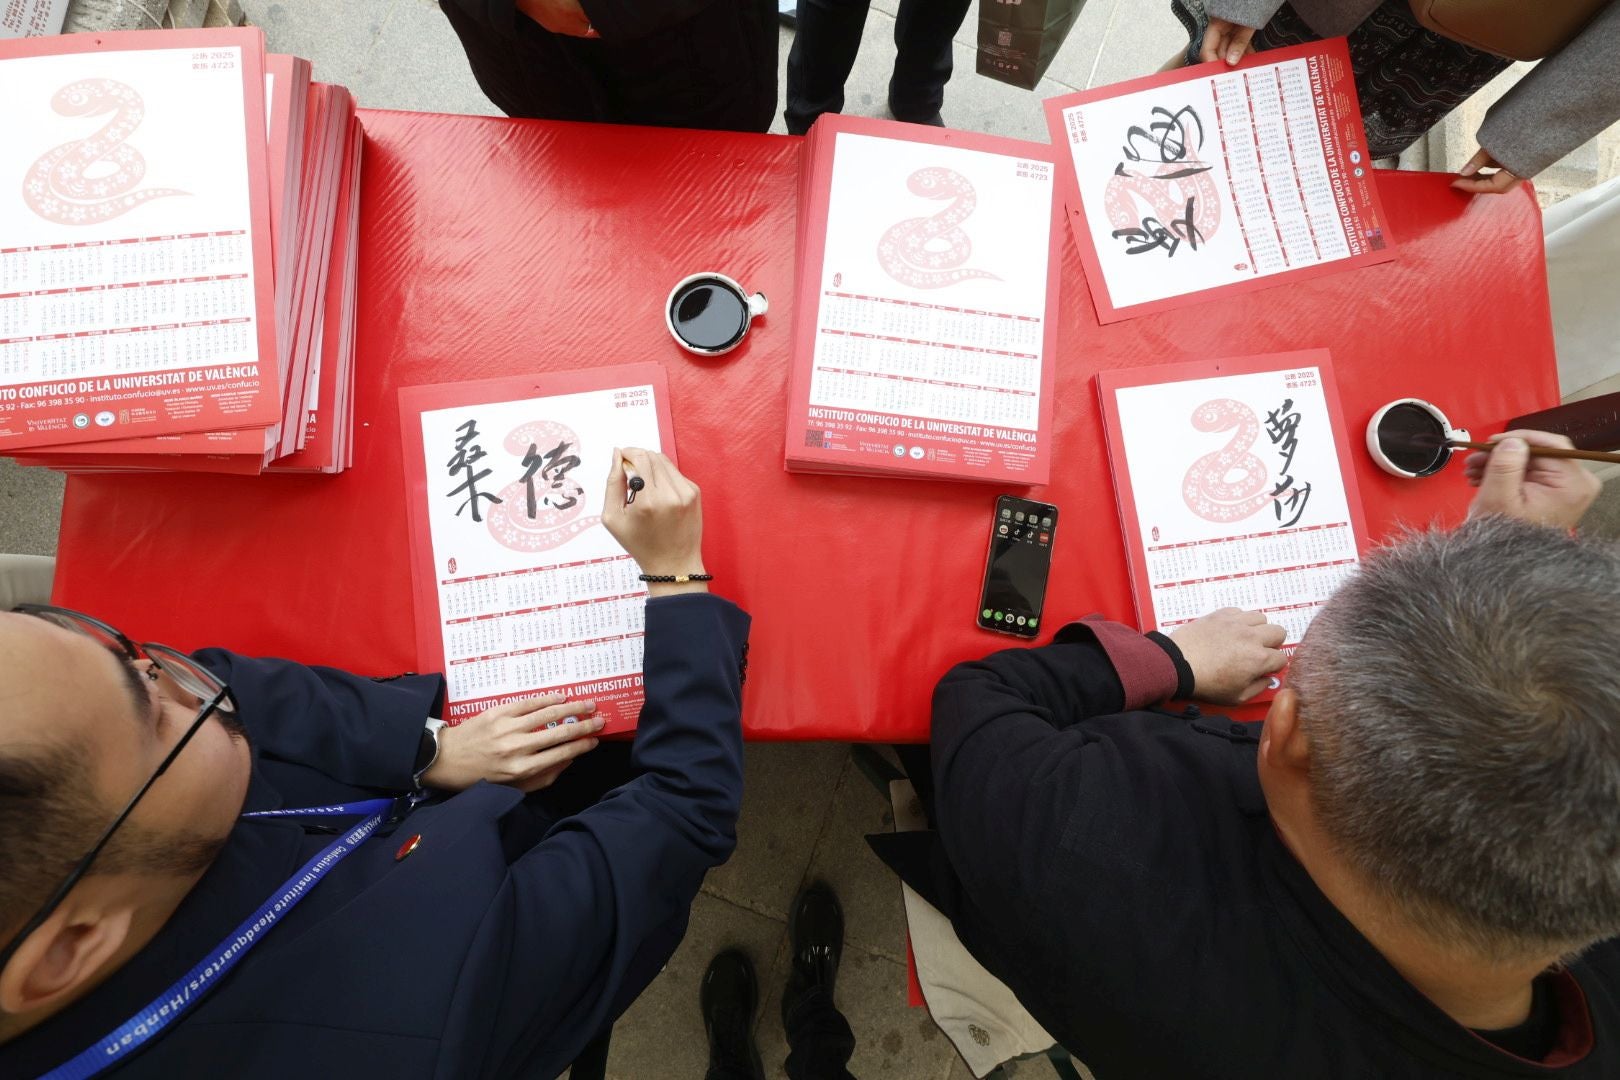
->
[704, 983, 858, 1080]
[785, 0, 973, 134]
[443, 0, 779, 133]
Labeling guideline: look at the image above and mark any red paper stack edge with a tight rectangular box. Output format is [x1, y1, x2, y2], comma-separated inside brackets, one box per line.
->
[2, 29, 360, 476]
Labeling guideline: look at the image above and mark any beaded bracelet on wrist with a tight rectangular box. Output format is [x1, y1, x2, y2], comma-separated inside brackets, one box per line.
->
[638, 573, 713, 583]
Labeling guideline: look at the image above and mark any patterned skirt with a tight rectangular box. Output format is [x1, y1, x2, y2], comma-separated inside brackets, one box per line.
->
[1170, 0, 1512, 158]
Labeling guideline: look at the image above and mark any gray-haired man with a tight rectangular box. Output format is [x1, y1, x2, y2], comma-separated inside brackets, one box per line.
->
[919, 430, 1620, 1077]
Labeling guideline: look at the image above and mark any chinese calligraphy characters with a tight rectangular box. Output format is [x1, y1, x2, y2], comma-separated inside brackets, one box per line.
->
[520, 440, 582, 517]
[1266, 398, 1311, 527]
[1110, 104, 1213, 259]
[446, 419, 502, 522]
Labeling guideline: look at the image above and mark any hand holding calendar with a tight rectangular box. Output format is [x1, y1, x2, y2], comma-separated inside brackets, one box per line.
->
[424, 692, 604, 793]
[1168, 607, 1288, 704]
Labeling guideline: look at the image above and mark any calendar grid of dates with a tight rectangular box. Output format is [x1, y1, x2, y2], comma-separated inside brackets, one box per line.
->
[1146, 521, 1358, 644]
[810, 290, 1042, 430]
[436, 554, 648, 700]
[0, 231, 256, 381]
[1211, 59, 1349, 278]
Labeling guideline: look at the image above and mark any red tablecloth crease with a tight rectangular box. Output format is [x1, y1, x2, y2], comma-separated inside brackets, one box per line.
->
[54, 108, 1559, 740]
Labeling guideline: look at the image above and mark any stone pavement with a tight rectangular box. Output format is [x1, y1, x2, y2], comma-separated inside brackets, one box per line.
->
[2, 5, 1618, 1077]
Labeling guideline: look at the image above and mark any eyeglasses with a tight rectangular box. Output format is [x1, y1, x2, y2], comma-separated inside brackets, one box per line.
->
[0, 605, 237, 974]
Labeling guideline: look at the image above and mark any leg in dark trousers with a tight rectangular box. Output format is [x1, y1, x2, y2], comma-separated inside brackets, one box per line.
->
[784, 0, 872, 134]
[783, 984, 857, 1080]
[782, 882, 858, 1079]
[886, 0, 973, 123]
[785, 0, 972, 133]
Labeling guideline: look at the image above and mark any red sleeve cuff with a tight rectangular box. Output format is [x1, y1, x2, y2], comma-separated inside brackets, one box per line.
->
[1079, 615, 1182, 710]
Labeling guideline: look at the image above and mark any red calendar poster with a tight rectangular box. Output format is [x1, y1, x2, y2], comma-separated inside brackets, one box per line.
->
[0, 28, 280, 450]
[400, 364, 678, 734]
[784, 114, 1060, 485]
[1046, 39, 1395, 324]
[21, 77, 360, 473]
[270, 113, 362, 474]
[1097, 350, 1369, 688]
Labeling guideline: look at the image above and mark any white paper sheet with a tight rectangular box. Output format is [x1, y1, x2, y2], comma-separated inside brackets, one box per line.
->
[811, 132, 1053, 433]
[417, 384, 663, 716]
[1111, 364, 1359, 646]
[0, 45, 258, 387]
[1059, 54, 1374, 311]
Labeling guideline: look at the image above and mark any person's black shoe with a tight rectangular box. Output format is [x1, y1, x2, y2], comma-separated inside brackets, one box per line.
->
[702, 948, 765, 1080]
[783, 880, 845, 1027]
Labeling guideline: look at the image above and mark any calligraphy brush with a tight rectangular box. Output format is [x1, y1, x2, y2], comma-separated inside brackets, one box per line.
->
[1441, 438, 1620, 465]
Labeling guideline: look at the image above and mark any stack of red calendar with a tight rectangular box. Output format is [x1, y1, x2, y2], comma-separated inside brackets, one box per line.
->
[0, 26, 361, 475]
[783, 114, 1061, 486]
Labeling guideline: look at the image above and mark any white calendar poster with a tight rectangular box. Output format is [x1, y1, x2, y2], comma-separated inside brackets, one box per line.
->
[786, 115, 1059, 484]
[1098, 350, 1368, 666]
[400, 365, 676, 735]
[0, 29, 278, 450]
[1044, 39, 1394, 323]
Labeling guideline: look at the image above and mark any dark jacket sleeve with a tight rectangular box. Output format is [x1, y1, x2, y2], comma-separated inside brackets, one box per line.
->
[930, 618, 1184, 912]
[470, 592, 749, 1075]
[442, 0, 721, 40]
[191, 649, 444, 792]
[1476, 2, 1620, 179]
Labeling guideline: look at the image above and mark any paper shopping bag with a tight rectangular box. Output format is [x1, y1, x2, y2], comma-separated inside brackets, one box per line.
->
[975, 0, 1088, 90]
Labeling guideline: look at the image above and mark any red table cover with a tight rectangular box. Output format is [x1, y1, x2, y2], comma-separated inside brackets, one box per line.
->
[53, 108, 1559, 740]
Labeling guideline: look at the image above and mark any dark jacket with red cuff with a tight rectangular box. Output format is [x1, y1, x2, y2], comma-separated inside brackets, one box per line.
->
[923, 616, 1620, 1079]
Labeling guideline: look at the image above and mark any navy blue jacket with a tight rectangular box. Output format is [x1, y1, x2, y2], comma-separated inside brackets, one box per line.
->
[2, 593, 749, 1079]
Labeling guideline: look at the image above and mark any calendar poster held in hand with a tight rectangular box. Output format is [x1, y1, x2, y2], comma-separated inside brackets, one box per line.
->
[399, 364, 677, 735]
[1045, 39, 1395, 323]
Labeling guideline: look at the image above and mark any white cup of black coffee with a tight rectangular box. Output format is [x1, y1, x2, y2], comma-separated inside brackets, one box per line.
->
[665, 273, 768, 356]
[1366, 399, 1471, 478]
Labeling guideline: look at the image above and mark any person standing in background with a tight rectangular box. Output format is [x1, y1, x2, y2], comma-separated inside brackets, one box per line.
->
[784, 0, 972, 135]
[1171, 0, 1619, 195]
[442, 0, 778, 133]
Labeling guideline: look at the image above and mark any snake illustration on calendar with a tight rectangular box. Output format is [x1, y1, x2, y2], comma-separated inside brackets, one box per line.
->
[1104, 160, 1223, 252]
[876, 167, 1001, 290]
[23, 80, 188, 226]
[1181, 398, 1293, 523]
[485, 419, 602, 553]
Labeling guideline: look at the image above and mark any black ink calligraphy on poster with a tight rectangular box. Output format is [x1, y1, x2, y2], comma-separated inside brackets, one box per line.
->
[1265, 398, 1312, 527]
[1103, 103, 1223, 259]
[485, 419, 601, 554]
[446, 419, 503, 522]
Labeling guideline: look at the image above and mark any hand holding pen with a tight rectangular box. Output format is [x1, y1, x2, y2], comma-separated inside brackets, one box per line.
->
[621, 456, 646, 505]
[601, 447, 709, 597]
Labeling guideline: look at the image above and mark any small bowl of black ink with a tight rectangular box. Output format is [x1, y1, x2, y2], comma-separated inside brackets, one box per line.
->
[1366, 399, 1471, 478]
[665, 273, 768, 357]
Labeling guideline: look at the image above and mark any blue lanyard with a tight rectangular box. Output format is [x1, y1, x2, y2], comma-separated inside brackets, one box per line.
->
[39, 799, 397, 1080]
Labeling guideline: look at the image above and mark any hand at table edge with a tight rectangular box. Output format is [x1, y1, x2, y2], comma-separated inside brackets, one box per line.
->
[1168, 607, 1288, 704]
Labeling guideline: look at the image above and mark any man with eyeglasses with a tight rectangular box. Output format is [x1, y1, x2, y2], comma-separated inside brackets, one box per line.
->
[0, 449, 747, 1079]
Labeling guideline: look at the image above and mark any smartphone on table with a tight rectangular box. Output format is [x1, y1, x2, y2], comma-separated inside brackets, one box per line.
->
[977, 495, 1058, 638]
